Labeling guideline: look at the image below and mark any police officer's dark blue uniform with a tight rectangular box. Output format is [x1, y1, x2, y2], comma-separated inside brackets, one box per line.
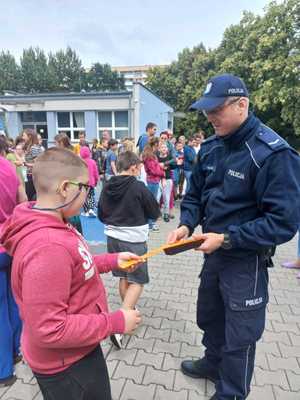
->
[175, 74, 300, 400]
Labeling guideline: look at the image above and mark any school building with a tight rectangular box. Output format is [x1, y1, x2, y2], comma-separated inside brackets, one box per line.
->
[0, 83, 173, 145]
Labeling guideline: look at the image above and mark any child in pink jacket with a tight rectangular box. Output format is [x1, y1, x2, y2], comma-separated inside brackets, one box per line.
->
[0, 148, 141, 400]
[80, 146, 99, 217]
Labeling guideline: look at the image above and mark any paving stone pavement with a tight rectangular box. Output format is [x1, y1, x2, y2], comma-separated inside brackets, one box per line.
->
[1, 206, 300, 400]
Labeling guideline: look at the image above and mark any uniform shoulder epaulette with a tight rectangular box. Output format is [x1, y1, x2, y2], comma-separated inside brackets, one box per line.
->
[255, 125, 289, 152]
[246, 124, 292, 169]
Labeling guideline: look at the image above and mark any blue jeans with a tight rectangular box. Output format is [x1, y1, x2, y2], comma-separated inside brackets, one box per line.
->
[0, 253, 22, 379]
[147, 182, 159, 228]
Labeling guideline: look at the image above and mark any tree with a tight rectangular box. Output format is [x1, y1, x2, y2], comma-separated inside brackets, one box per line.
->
[147, 44, 216, 136]
[217, 0, 300, 138]
[84, 63, 125, 91]
[147, 0, 300, 141]
[20, 47, 51, 92]
[48, 47, 85, 91]
[0, 51, 21, 94]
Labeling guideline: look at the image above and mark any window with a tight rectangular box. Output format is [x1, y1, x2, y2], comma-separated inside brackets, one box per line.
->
[98, 111, 129, 140]
[98, 112, 112, 128]
[57, 112, 70, 128]
[21, 112, 47, 123]
[57, 112, 85, 141]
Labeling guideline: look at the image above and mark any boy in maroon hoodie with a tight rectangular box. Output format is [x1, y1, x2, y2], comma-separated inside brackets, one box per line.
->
[0, 148, 141, 400]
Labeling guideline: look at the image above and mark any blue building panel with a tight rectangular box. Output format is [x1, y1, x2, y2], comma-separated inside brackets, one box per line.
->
[0, 84, 173, 144]
[138, 84, 173, 136]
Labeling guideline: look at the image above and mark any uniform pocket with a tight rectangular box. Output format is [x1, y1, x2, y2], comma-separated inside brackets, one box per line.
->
[220, 257, 269, 350]
[229, 294, 267, 313]
[226, 290, 268, 350]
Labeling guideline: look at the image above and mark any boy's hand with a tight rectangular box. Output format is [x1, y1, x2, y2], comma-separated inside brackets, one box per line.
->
[167, 225, 189, 244]
[117, 252, 143, 271]
[121, 309, 141, 334]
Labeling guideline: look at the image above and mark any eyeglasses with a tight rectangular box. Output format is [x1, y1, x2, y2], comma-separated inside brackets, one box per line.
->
[203, 97, 241, 117]
[68, 181, 90, 193]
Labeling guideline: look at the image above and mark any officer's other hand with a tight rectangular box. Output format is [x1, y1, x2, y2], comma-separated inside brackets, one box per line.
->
[192, 233, 224, 254]
[167, 226, 189, 244]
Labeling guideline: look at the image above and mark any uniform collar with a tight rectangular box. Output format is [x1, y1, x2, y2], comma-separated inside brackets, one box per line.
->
[222, 113, 260, 148]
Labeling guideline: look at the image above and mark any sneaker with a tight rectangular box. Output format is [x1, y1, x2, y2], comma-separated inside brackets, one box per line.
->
[0, 375, 17, 387]
[163, 214, 170, 222]
[88, 209, 97, 217]
[152, 224, 160, 232]
[110, 334, 123, 349]
[169, 214, 175, 219]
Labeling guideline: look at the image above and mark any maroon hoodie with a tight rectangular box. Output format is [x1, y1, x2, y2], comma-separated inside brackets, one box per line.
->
[144, 157, 165, 184]
[0, 202, 125, 374]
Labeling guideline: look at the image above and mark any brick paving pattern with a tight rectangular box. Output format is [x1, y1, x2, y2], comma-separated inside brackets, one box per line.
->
[1, 207, 300, 399]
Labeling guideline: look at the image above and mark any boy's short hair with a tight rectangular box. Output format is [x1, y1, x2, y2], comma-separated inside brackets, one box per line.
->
[117, 151, 141, 173]
[146, 122, 156, 132]
[33, 148, 88, 194]
[108, 139, 118, 148]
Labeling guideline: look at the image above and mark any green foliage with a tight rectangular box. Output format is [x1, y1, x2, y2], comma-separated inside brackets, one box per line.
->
[0, 47, 124, 94]
[147, 0, 300, 140]
[0, 51, 21, 93]
[48, 47, 85, 91]
[84, 62, 125, 91]
[20, 47, 50, 92]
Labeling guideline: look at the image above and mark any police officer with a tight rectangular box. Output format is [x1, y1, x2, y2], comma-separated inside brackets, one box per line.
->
[167, 74, 300, 400]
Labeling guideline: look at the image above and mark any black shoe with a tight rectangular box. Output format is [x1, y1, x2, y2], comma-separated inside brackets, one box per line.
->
[181, 358, 219, 383]
[163, 214, 170, 222]
[0, 375, 17, 387]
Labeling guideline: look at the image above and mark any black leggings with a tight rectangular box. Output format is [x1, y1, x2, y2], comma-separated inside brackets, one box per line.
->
[34, 346, 111, 400]
[25, 175, 36, 201]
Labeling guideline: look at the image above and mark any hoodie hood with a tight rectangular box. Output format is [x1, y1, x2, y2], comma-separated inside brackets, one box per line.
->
[80, 146, 91, 159]
[104, 175, 136, 200]
[0, 202, 69, 256]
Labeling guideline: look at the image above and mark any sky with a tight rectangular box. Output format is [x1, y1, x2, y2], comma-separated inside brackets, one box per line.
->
[0, 0, 273, 67]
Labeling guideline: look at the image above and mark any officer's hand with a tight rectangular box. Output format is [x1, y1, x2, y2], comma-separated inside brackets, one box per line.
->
[192, 233, 224, 254]
[167, 226, 189, 244]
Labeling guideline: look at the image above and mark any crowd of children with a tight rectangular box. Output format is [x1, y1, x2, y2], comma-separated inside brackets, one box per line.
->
[0, 123, 206, 399]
